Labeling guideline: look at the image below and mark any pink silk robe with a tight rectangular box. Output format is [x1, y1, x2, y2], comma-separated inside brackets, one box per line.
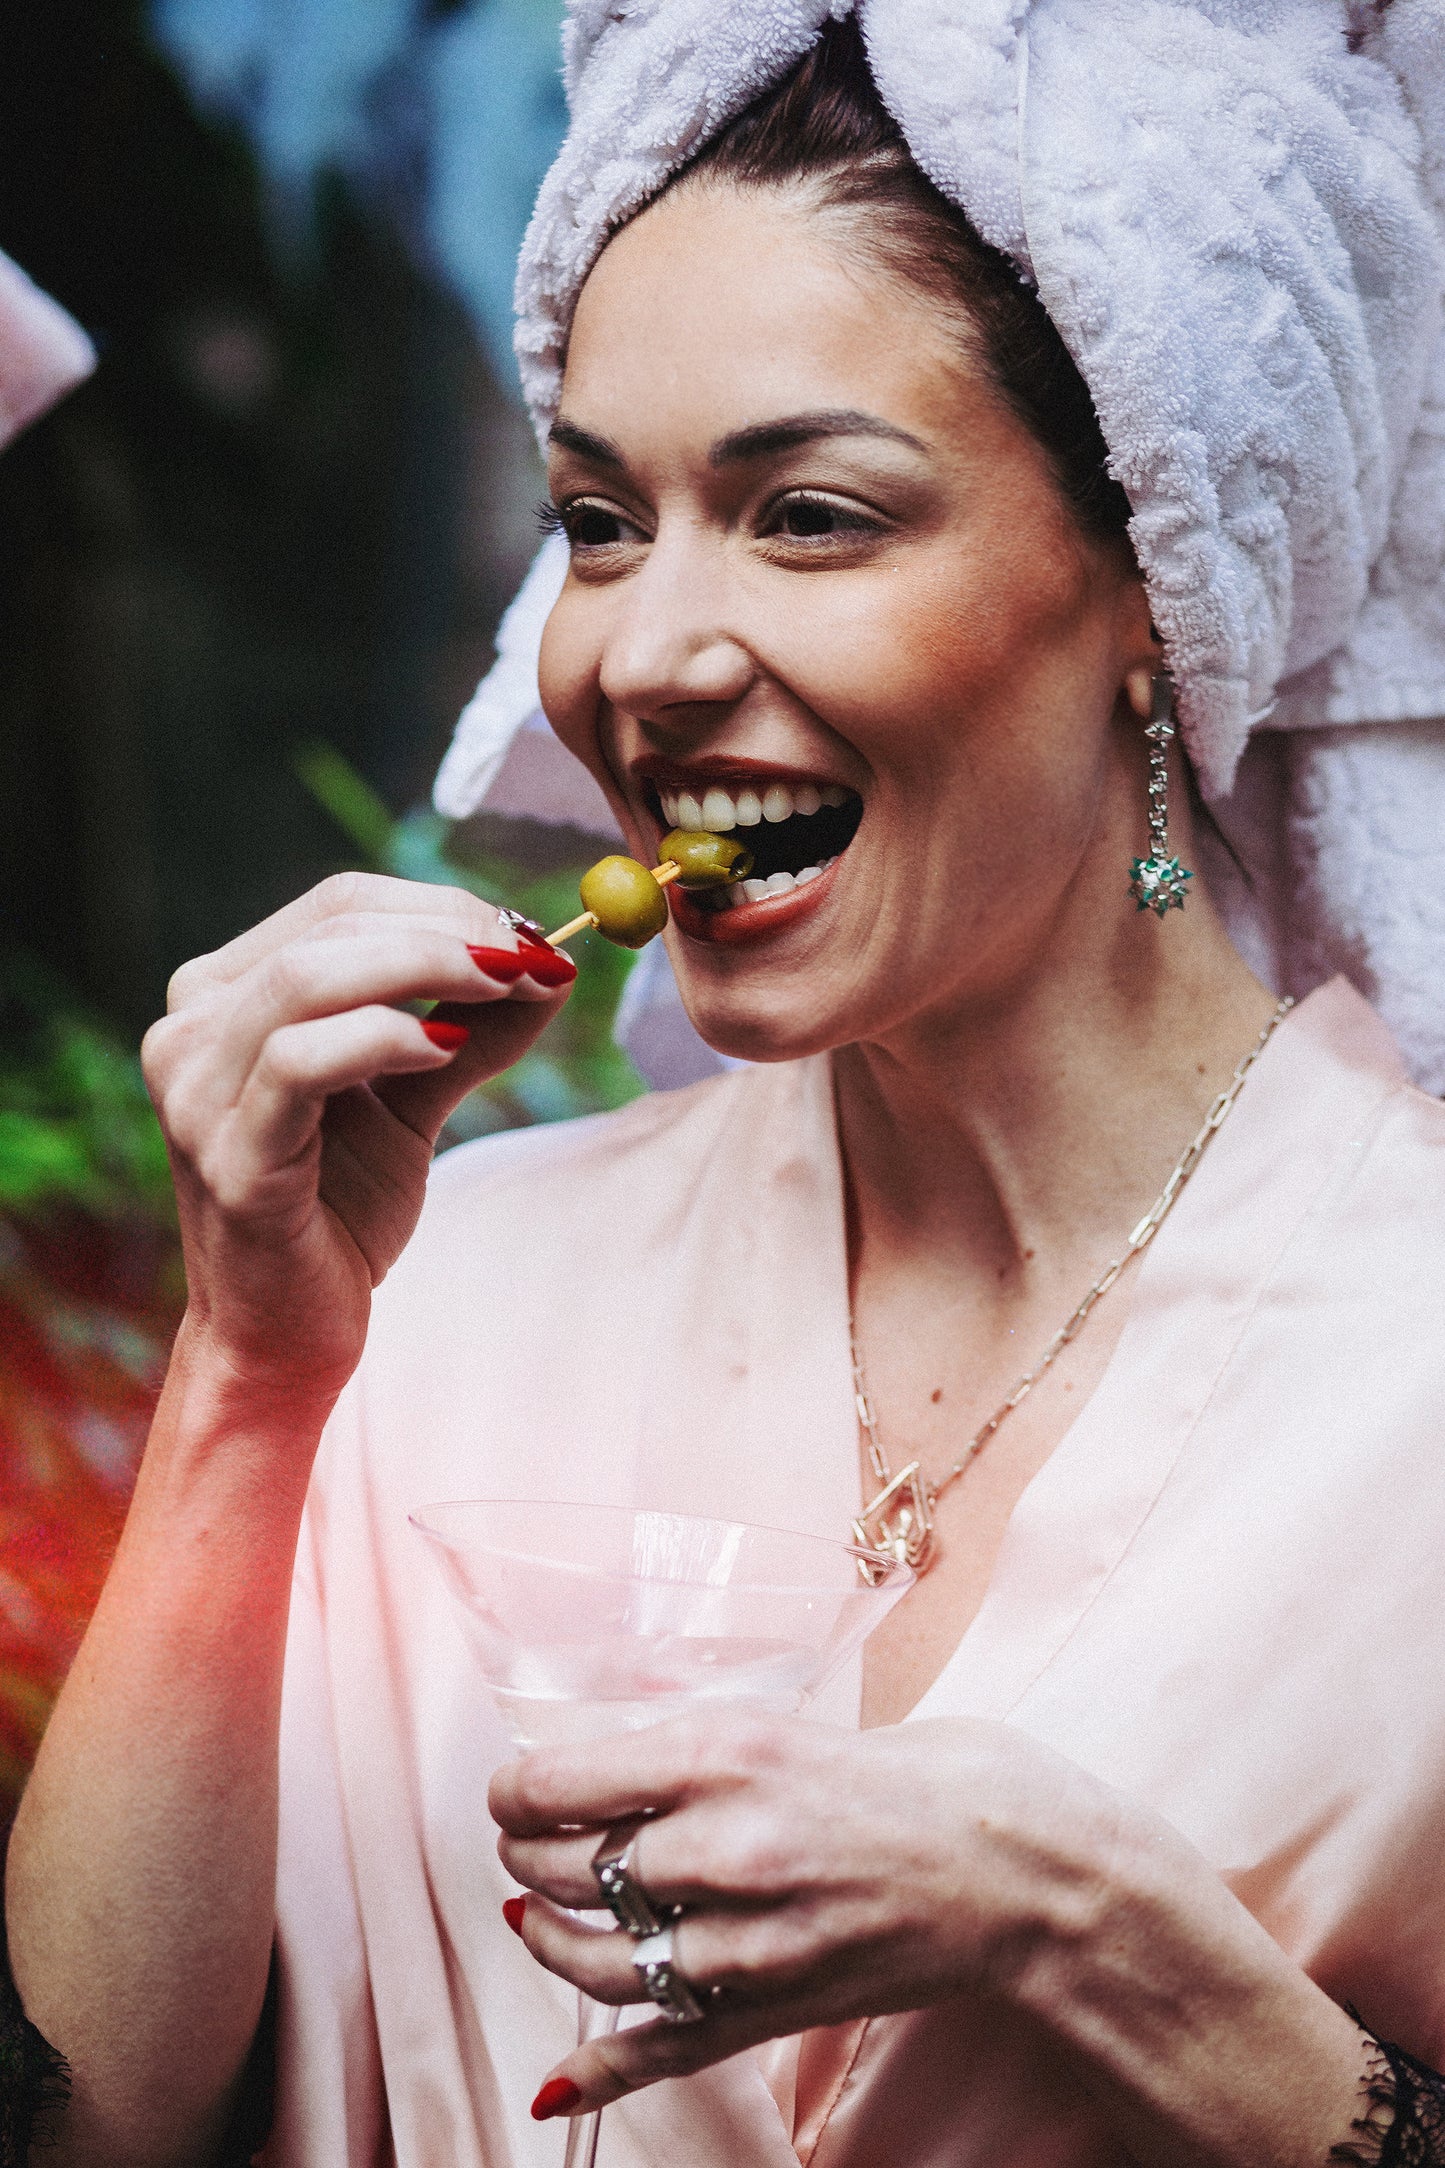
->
[266, 978, 1445, 2167]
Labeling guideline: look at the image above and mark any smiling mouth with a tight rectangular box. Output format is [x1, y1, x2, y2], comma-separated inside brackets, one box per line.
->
[649, 778, 864, 908]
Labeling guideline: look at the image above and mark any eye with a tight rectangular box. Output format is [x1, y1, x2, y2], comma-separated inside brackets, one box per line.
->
[540, 496, 648, 553]
[766, 492, 887, 542]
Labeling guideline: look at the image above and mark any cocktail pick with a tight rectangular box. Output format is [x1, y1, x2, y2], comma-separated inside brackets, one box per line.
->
[545, 830, 753, 949]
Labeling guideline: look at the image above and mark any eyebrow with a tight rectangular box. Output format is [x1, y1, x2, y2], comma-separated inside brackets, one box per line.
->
[547, 408, 927, 471]
[548, 418, 625, 467]
[708, 410, 927, 466]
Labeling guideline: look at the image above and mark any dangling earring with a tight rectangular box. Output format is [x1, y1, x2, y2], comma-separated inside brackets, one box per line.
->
[1127, 671, 1193, 916]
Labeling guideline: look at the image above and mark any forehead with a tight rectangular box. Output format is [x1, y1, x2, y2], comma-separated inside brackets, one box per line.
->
[559, 182, 992, 457]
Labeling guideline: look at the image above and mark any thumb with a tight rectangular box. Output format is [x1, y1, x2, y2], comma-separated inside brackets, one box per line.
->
[375, 982, 573, 1143]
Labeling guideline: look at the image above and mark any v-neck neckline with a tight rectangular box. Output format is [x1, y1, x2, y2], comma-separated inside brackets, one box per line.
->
[887, 979, 1405, 1728]
[631, 977, 1403, 1739]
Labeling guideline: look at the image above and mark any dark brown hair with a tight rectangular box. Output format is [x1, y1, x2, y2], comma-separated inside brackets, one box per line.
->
[673, 16, 1133, 545]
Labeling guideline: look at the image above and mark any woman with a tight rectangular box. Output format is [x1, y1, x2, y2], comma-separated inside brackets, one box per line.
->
[9, 9, 1445, 2165]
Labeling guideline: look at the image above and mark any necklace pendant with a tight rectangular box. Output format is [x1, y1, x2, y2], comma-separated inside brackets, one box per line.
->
[852, 1460, 936, 1582]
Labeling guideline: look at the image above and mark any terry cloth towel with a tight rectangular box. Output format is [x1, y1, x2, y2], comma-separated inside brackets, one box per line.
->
[0, 250, 94, 450]
[436, 0, 1445, 1091]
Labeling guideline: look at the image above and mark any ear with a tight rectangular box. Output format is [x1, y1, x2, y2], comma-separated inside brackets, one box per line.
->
[1117, 574, 1163, 719]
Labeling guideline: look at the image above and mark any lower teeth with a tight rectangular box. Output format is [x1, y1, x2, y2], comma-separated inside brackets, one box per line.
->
[728, 860, 833, 907]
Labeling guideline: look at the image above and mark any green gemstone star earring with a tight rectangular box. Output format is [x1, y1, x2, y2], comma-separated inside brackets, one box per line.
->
[1128, 671, 1193, 916]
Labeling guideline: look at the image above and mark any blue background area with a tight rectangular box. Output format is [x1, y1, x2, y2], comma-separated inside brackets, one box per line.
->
[149, 0, 568, 389]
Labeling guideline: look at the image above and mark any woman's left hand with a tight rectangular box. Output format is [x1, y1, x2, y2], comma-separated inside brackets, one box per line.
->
[491, 1710, 1374, 2160]
[490, 1710, 1134, 2109]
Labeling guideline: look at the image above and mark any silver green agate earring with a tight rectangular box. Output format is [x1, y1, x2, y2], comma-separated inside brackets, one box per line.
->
[1128, 671, 1193, 916]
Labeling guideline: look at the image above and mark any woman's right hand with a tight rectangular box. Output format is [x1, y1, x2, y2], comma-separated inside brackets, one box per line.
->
[143, 871, 574, 1408]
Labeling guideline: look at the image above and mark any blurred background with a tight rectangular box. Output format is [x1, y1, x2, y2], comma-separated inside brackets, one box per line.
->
[0, 0, 651, 1813]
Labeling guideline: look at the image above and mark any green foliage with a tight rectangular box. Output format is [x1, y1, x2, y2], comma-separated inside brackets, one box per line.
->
[293, 741, 646, 1138]
[292, 740, 396, 867]
[0, 958, 174, 1224]
[0, 962, 184, 1808]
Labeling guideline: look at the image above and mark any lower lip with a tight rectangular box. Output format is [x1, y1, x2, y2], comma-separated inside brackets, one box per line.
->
[668, 858, 841, 945]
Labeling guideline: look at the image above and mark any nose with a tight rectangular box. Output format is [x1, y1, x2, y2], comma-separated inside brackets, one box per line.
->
[598, 533, 755, 734]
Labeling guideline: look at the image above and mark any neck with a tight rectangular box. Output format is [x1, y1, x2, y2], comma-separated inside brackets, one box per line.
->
[834, 878, 1277, 1310]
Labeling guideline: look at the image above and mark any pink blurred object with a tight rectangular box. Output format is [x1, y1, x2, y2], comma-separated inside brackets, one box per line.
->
[0, 247, 94, 450]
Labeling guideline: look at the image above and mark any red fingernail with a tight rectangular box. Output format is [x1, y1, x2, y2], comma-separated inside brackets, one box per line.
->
[421, 1019, 469, 1050]
[502, 1896, 526, 1936]
[520, 943, 578, 989]
[531, 2077, 583, 2122]
[467, 944, 527, 984]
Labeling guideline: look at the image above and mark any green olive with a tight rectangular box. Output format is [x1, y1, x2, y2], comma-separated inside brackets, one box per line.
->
[578, 855, 669, 948]
[659, 829, 755, 889]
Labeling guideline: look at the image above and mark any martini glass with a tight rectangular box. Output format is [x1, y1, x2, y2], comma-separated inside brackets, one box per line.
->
[410, 1499, 913, 2167]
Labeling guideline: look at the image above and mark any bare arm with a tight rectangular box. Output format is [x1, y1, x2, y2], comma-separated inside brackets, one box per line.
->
[7, 1341, 324, 2166]
[6, 873, 572, 2165]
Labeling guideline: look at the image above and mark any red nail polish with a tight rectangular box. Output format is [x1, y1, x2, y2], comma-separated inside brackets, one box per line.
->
[421, 1019, 469, 1051]
[502, 1896, 526, 1936]
[467, 944, 528, 984]
[518, 941, 578, 989]
[531, 2077, 583, 2122]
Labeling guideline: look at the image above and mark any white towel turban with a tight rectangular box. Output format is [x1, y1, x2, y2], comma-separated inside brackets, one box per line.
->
[435, 0, 1445, 1091]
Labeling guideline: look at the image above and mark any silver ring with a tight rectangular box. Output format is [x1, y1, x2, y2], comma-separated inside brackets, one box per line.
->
[631, 1924, 707, 2024]
[591, 1821, 671, 1940]
[497, 906, 547, 940]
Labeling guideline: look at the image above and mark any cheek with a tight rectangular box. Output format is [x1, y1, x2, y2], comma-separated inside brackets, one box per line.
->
[761, 545, 1100, 790]
[536, 592, 629, 807]
[536, 596, 593, 760]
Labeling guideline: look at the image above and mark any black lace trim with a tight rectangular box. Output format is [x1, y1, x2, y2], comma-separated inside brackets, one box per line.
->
[0, 1953, 70, 2161]
[1329, 2013, 1445, 2166]
[222, 1952, 278, 2166]
[0, 1924, 275, 2166]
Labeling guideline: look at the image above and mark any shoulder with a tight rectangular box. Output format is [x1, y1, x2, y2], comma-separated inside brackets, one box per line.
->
[420, 1060, 769, 1220]
[1265, 976, 1445, 1208]
[1309, 979, 1445, 1222]
[1263, 982, 1445, 1312]
[426, 1065, 733, 1186]
[377, 1055, 826, 1317]
[323, 1052, 838, 1506]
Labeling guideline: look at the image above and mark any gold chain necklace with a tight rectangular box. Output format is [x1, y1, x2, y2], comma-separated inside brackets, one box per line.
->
[849, 998, 1294, 1582]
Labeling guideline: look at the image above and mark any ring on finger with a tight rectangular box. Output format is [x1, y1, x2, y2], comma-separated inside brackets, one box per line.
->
[631, 1922, 709, 2024]
[591, 1820, 674, 1939]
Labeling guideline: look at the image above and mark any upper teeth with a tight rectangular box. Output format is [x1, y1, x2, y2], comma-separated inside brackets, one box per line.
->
[661, 781, 848, 831]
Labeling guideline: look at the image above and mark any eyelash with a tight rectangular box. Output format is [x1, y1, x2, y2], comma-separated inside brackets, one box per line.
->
[536, 491, 888, 548]
[536, 497, 643, 548]
[765, 492, 886, 540]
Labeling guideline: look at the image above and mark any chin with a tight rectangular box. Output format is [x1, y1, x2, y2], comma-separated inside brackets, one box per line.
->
[668, 966, 863, 1067]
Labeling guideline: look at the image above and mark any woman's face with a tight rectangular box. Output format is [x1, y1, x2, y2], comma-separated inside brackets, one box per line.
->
[538, 183, 1157, 1061]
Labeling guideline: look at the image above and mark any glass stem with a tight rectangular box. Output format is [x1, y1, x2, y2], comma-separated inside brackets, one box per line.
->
[562, 1991, 621, 2168]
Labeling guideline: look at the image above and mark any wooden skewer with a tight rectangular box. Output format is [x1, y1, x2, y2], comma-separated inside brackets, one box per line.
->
[546, 911, 596, 947]
[545, 859, 683, 947]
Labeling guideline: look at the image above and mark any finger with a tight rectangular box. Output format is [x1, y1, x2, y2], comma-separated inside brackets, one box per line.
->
[373, 974, 575, 1142]
[533, 1919, 879, 2120]
[499, 1803, 733, 1913]
[516, 1895, 795, 2012]
[515, 1897, 650, 2004]
[497, 1829, 615, 1910]
[533, 1999, 785, 2119]
[166, 873, 521, 1006]
[194, 928, 530, 1108]
[490, 1714, 747, 1840]
[214, 1007, 463, 1198]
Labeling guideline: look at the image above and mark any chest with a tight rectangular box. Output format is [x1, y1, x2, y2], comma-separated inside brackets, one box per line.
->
[854, 1285, 1135, 1726]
